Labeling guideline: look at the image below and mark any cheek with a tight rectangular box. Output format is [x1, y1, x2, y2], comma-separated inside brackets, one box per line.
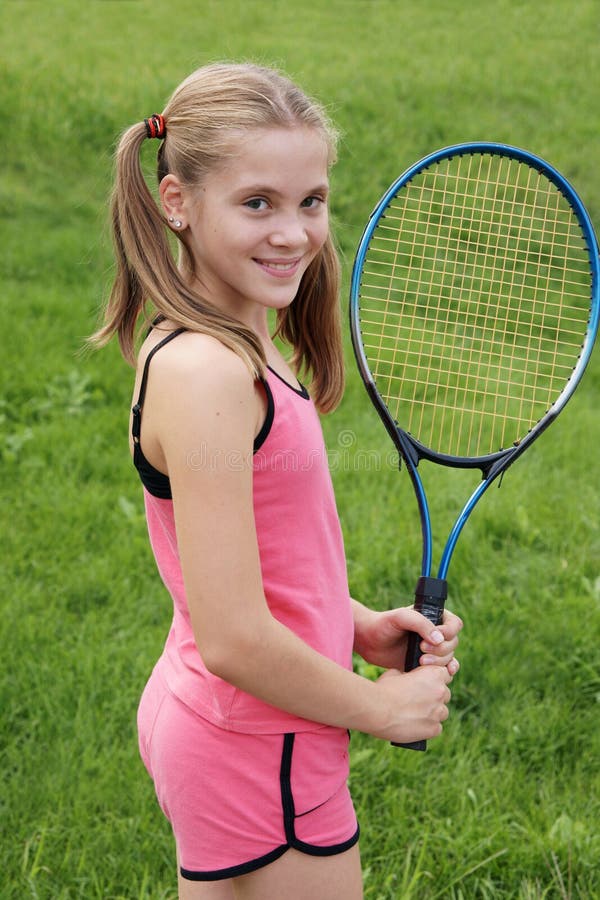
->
[311, 218, 330, 253]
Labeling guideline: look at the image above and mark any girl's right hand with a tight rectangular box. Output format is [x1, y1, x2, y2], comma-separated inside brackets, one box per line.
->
[371, 665, 453, 744]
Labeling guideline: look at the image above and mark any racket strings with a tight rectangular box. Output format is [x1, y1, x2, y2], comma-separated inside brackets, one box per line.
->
[358, 153, 592, 458]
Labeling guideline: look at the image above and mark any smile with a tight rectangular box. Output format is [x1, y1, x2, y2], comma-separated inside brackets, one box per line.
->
[254, 258, 302, 276]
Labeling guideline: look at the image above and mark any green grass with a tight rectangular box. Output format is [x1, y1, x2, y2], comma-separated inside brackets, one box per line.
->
[2, 1, 599, 897]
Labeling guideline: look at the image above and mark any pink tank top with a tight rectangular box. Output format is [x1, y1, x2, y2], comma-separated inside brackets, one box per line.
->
[142, 367, 354, 733]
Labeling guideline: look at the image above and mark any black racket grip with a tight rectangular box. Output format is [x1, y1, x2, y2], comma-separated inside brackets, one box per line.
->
[392, 576, 447, 752]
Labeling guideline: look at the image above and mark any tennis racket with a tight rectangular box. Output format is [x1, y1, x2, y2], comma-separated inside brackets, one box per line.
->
[349, 142, 599, 751]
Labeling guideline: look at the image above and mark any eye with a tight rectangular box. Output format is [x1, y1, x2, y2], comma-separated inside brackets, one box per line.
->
[300, 196, 324, 209]
[244, 197, 269, 211]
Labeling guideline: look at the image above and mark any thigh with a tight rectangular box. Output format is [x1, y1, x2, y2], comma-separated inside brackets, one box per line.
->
[177, 869, 234, 900]
[232, 845, 363, 900]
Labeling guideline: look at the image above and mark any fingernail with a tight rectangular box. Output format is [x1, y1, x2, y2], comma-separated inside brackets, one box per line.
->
[430, 630, 444, 644]
[448, 658, 460, 674]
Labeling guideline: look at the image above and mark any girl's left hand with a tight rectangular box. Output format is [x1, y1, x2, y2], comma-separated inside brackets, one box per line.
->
[352, 602, 463, 676]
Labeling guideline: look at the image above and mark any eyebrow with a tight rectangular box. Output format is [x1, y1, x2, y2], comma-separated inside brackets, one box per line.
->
[236, 183, 330, 197]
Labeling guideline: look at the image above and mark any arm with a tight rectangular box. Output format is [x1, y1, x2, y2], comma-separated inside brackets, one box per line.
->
[151, 335, 453, 743]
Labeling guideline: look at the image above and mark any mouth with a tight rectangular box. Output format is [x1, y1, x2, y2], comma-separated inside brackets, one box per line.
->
[253, 257, 303, 278]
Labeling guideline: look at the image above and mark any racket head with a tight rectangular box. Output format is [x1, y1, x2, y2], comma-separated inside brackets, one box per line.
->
[350, 142, 599, 473]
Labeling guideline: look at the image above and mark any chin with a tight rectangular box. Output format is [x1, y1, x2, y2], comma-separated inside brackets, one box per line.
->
[260, 288, 301, 312]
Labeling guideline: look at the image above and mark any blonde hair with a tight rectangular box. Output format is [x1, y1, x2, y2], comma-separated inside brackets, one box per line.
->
[91, 62, 344, 412]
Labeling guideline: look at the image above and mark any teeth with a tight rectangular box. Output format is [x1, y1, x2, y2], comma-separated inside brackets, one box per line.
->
[260, 260, 296, 270]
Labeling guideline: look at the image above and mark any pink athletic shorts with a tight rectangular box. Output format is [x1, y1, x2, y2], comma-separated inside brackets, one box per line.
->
[137, 666, 359, 881]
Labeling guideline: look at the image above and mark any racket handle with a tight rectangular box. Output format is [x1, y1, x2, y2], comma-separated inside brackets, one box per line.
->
[392, 576, 448, 752]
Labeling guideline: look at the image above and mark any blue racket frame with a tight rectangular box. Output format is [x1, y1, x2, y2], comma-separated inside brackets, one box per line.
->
[350, 142, 600, 749]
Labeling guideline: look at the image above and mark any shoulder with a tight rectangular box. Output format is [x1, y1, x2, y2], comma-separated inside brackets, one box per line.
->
[139, 328, 257, 405]
[137, 330, 262, 468]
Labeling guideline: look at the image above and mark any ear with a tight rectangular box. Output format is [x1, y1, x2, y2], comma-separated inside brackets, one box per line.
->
[159, 174, 187, 228]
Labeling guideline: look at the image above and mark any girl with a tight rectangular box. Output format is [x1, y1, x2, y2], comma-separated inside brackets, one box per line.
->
[93, 63, 462, 900]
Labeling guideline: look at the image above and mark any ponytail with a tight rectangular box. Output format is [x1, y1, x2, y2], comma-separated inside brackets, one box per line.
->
[275, 236, 344, 414]
[90, 122, 265, 376]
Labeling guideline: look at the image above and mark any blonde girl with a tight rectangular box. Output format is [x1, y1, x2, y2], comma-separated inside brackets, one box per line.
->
[93, 62, 461, 900]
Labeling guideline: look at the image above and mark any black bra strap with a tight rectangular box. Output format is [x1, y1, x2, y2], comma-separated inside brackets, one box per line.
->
[146, 314, 166, 337]
[132, 328, 186, 442]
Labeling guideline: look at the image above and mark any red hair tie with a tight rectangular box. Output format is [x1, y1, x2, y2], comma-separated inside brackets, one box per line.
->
[144, 114, 166, 140]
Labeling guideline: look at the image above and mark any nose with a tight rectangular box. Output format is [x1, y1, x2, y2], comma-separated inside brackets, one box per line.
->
[268, 212, 308, 249]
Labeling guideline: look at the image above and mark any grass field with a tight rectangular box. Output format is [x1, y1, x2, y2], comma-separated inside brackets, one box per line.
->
[2, 1, 599, 897]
